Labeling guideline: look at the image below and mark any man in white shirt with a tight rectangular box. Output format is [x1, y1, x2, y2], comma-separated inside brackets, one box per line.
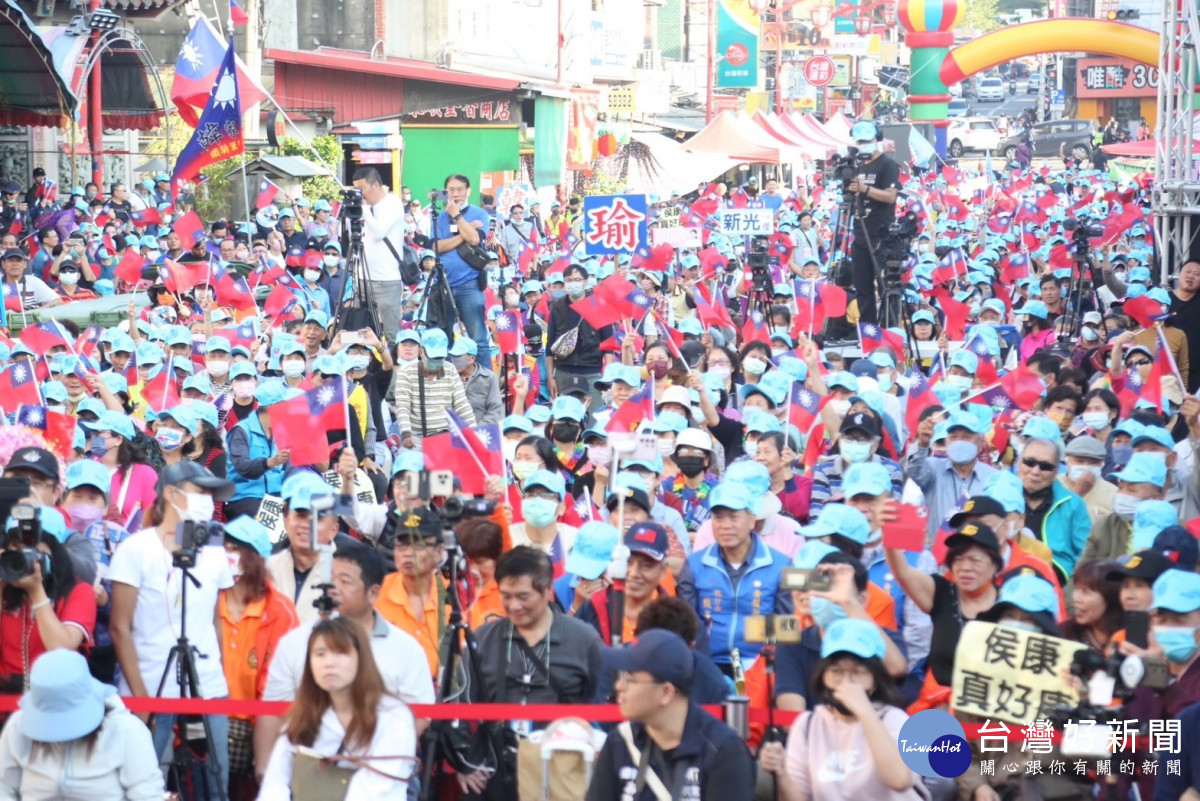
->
[253, 541, 433, 781]
[352, 166, 406, 339]
[2, 248, 61, 308]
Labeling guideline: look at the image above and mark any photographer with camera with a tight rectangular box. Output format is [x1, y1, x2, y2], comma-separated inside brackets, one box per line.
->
[350, 167, 406, 339]
[108, 461, 236, 790]
[433, 174, 493, 363]
[844, 121, 899, 326]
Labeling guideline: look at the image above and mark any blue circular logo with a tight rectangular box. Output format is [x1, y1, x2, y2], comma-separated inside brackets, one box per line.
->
[896, 709, 971, 778]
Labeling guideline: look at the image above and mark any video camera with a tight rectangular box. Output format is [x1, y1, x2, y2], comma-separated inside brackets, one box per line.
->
[0, 504, 47, 583]
[1063, 215, 1105, 241]
[402, 470, 496, 582]
[747, 235, 774, 295]
[173, 520, 224, 569]
[340, 187, 364, 223]
[1070, 645, 1170, 700]
[827, 152, 863, 188]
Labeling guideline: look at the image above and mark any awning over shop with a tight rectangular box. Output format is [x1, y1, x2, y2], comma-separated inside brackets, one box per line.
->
[626, 132, 740, 196]
[0, 0, 77, 125]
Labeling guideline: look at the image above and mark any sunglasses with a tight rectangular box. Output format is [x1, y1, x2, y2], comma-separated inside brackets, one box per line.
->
[1021, 457, 1057, 473]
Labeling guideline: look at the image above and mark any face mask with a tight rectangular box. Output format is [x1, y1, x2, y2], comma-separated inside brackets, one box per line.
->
[323, 255, 339, 268]
[1114, 270, 1128, 282]
[304, 269, 322, 283]
[90, 434, 109, 458]
[771, 348, 787, 358]
[282, 360, 305, 378]
[227, 551, 243, 581]
[857, 142, 878, 156]
[742, 357, 768, 376]
[675, 455, 707, 478]
[156, 428, 186, 451]
[828, 399, 851, 417]
[1153, 625, 1199, 663]
[59, 272, 79, 286]
[423, 358, 445, 372]
[349, 355, 370, 371]
[1068, 464, 1102, 482]
[587, 444, 612, 467]
[709, 364, 732, 380]
[521, 496, 560, 528]
[1001, 619, 1042, 634]
[839, 440, 873, 464]
[396, 357, 417, 370]
[233, 380, 257, 400]
[946, 439, 979, 464]
[551, 421, 581, 442]
[600, 389, 613, 406]
[1111, 492, 1140, 522]
[1081, 411, 1110, 431]
[656, 438, 675, 456]
[175, 490, 215, 523]
[810, 597, 847, 629]
[877, 374, 893, 392]
[947, 374, 973, 392]
[1111, 443, 1133, 467]
[207, 359, 230, 377]
[743, 440, 758, 458]
[450, 355, 472, 370]
[66, 503, 104, 533]
[1082, 327, 1100, 342]
[513, 461, 540, 482]
[565, 280, 586, 298]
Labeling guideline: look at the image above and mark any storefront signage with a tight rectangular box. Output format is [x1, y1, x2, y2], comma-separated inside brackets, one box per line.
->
[1075, 57, 1158, 99]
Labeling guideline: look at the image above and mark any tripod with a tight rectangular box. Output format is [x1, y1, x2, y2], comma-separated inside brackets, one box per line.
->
[332, 215, 382, 337]
[420, 529, 484, 801]
[414, 197, 464, 344]
[153, 558, 228, 801]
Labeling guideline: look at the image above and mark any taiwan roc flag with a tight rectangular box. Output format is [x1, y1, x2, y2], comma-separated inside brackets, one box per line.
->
[170, 37, 245, 197]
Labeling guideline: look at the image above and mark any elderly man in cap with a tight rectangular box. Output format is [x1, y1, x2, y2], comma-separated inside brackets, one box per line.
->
[906, 411, 998, 538]
[374, 503, 448, 678]
[449, 335, 502, 425]
[585, 629, 755, 801]
[1059, 434, 1116, 523]
[1080, 452, 1174, 564]
[2, 247, 60, 308]
[395, 327, 476, 447]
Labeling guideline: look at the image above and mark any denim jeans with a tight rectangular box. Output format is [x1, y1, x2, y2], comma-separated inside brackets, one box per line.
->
[452, 283, 491, 364]
[153, 711, 230, 799]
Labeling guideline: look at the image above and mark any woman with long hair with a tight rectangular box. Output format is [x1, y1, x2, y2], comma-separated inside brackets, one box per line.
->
[0, 649, 164, 799]
[760, 618, 923, 800]
[259, 617, 417, 800]
[1062, 559, 1123, 656]
[91, 410, 158, 526]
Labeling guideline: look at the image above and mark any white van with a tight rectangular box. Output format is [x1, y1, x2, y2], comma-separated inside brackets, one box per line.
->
[977, 78, 1005, 101]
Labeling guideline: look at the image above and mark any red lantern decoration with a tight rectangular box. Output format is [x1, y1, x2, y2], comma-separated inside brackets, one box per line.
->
[596, 132, 618, 157]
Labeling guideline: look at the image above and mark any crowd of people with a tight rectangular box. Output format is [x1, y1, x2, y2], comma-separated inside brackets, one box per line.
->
[0, 113, 1197, 801]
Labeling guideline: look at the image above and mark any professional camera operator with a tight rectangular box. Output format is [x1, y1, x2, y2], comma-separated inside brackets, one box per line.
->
[845, 120, 899, 326]
[351, 166, 406, 339]
[433, 174, 493, 365]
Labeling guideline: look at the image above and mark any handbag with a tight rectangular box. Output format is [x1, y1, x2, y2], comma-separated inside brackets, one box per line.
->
[550, 325, 580, 359]
[456, 241, 491, 270]
[290, 747, 418, 801]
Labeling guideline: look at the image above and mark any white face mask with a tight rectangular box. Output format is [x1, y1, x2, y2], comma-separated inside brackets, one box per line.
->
[502, 438, 520, 464]
[323, 255, 339, 268]
[303, 269, 322, 283]
[175, 490, 215, 523]
[59, 272, 79, 286]
[829, 399, 851, 417]
[744, 440, 758, 458]
[282, 360, 306, 378]
[233, 380, 256, 400]
[587, 444, 612, 466]
[1068, 464, 1102, 482]
[856, 142, 877, 156]
[207, 359, 230, 377]
[742, 357, 768, 376]
[656, 438, 675, 456]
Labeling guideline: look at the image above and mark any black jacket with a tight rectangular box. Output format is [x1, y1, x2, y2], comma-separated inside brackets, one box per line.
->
[546, 293, 611, 372]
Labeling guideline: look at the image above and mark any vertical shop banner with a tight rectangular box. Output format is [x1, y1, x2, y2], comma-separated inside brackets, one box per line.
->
[716, 0, 759, 88]
[583, 195, 649, 255]
[566, 88, 602, 171]
[834, 0, 861, 33]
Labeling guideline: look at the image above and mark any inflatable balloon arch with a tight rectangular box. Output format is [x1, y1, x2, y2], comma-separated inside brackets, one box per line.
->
[898, 0, 1162, 152]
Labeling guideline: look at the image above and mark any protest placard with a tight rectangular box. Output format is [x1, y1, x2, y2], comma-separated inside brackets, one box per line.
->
[716, 208, 775, 236]
[255, 495, 286, 545]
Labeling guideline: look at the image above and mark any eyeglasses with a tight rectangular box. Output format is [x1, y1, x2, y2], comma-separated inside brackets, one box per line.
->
[1021, 457, 1057, 473]
[707, 359, 731, 368]
[524, 490, 560, 502]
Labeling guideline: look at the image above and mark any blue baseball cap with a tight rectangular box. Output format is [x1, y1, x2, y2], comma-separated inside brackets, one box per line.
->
[1110, 451, 1168, 487]
[206, 336, 232, 354]
[842, 462, 892, 498]
[1131, 500, 1179, 550]
[190, 400, 219, 430]
[502, 415, 533, 435]
[313, 354, 347, 376]
[1017, 300, 1049, 319]
[1020, 415, 1062, 443]
[65, 459, 111, 498]
[523, 469, 566, 500]
[549, 395, 585, 422]
[526, 405, 551, 424]
[1152, 568, 1200, 613]
[602, 629, 695, 691]
[254, 382, 295, 408]
[912, 310, 937, 325]
[744, 410, 781, 434]
[182, 373, 211, 395]
[949, 350, 979, 375]
[303, 309, 329, 328]
[281, 471, 336, 510]
[826, 371, 859, 393]
[230, 361, 258, 381]
[792, 540, 840, 570]
[224, 516, 273, 557]
[420, 328, 449, 358]
[391, 450, 425, 476]
[802, 503, 871, 544]
[564, 521, 620, 580]
[1132, 426, 1175, 451]
[449, 337, 478, 357]
[94, 409, 135, 441]
[821, 618, 887, 660]
[708, 482, 755, 512]
[158, 406, 199, 436]
[979, 573, 1060, 635]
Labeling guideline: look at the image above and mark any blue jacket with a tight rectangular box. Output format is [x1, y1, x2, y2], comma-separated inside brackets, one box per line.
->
[1031, 481, 1092, 581]
[688, 534, 792, 666]
[227, 411, 284, 503]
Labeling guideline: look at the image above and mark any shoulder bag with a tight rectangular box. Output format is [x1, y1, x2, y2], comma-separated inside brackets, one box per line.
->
[290, 747, 418, 801]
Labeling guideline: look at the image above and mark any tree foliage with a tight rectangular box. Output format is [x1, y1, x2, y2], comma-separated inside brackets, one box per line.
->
[271, 136, 345, 202]
[962, 0, 1002, 32]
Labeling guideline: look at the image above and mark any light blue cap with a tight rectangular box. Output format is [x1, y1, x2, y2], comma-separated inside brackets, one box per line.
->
[842, 462, 892, 498]
[950, 350, 979, 375]
[1132, 500, 1179, 549]
[993, 573, 1059, 616]
[745, 411, 781, 434]
[182, 373, 211, 395]
[502, 415, 533, 434]
[708, 482, 755, 512]
[165, 326, 192, 347]
[254, 382, 293, 408]
[868, 352, 896, 369]
[101, 372, 129, 396]
[776, 355, 808, 383]
[792, 541, 839, 570]
[303, 309, 329, 328]
[281, 471, 336, 510]
[1020, 416, 1062, 443]
[523, 469, 567, 500]
[391, 450, 425, 476]
[42, 381, 68, 403]
[802, 503, 871, 544]
[65, 459, 111, 497]
[549, 395, 585, 422]
[159, 405, 199, 436]
[651, 411, 688, 434]
[912, 310, 936, 325]
[677, 318, 703, 336]
[1132, 425, 1174, 451]
[724, 460, 771, 496]
[420, 327, 449, 358]
[826, 371, 859, 392]
[313, 354, 346, 376]
[564, 521, 620, 580]
[224, 516, 273, 557]
[230, 361, 258, 381]
[449, 337, 478, 357]
[526, 404, 552, 423]
[190, 400, 219, 430]
[1152, 568, 1200, 613]
[1018, 300, 1049, 319]
[207, 336, 232, 353]
[983, 470, 1026, 514]
[96, 409, 135, 440]
[821, 618, 887, 660]
[75, 397, 106, 419]
[1110, 451, 1168, 487]
[946, 411, 988, 435]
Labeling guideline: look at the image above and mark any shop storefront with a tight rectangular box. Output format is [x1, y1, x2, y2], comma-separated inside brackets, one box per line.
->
[1074, 56, 1158, 131]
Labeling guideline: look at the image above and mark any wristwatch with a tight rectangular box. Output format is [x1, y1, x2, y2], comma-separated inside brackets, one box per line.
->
[452, 213, 464, 222]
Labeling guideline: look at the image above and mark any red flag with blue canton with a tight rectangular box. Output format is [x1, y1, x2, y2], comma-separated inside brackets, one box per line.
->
[0, 362, 42, 412]
[788, 381, 822, 432]
[2, 283, 22, 313]
[143, 360, 182, 413]
[171, 17, 265, 126]
[229, 0, 249, 24]
[129, 208, 162, 228]
[170, 37, 246, 195]
[159, 259, 211, 295]
[75, 326, 103, 359]
[493, 310, 523, 354]
[173, 211, 205, 250]
[858, 322, 905, 355]
[255, 177, 280, 209]
[605, 381, 655, 433]
[19, 322, 70, 355]
[904, 368, 939, 439]
[448, 409, 504, 479]
[15, 405, 75, 459]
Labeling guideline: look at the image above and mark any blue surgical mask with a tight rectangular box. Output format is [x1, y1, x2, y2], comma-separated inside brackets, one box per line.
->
[521, 497, 560, 528]
[1153, 625, 1199, 663]
[810, 597, 847, 629]
[946, 439, 979, 464]
[947, 374, 973, 392]
[877, 374, 893, 392]
[1111, 444, 1134, 468]
[89, 434, 108, 458]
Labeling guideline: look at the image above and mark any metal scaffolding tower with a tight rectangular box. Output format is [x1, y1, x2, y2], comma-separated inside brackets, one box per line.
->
[1153, 0, 1200, 276]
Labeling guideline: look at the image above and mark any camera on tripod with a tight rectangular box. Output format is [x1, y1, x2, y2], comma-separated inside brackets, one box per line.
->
[747, 235, 774, 295]
[340, 187, 364, 223]
[0, 504, 47, 583]
[827, 153, 861, 188]
[173, 520, 224, 569]
[1070, 646, 1170, 701]
[1063, 215, 1105, 241]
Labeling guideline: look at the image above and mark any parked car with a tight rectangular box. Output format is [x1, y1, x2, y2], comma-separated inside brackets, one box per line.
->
[948, 98, 970, 118]
[1027, 74, 1042, 94]
[998, 118, 1095, 161]
[947, 117, 1002, 157]
[977, 77, 1005, 101]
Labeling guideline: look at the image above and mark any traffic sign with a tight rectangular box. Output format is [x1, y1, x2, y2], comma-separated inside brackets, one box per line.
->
[804, 56, 836, 87]
[1050, 89, 1065, 110]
